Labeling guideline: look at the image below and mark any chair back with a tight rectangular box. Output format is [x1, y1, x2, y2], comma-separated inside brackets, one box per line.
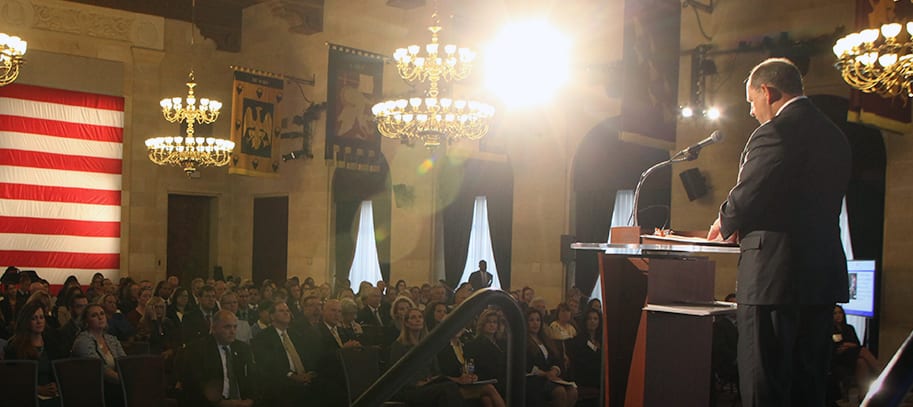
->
[338, 347, 381, 403]
[123, 341, 151, 356]
[0, 359, 39, 407]
[117, 355, 166, 407]
[54, 357, 105, 407]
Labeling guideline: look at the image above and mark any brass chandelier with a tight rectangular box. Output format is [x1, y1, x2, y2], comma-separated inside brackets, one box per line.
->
[145, 0, 234, 176]
[145, 71, 234, 175]
[833, 21, 913, 98]
[372, 10, 494, 148]
[0, 33, 27, 86]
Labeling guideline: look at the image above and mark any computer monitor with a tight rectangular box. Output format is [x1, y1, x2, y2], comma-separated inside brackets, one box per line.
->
[840, 260, 876, 318]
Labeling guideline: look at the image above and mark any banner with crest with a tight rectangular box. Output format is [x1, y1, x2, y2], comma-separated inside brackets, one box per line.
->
[325, 44, 383, 172]
[229, 69, 284, 177]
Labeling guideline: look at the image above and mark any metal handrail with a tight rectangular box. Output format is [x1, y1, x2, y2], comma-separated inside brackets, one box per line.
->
[353, 288, 527, 407]
[862, 329, 913, 407]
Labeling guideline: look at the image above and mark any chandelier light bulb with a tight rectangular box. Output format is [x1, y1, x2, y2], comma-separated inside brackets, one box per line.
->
[0, 31, 28, 86]
[882, 23, 902, 39]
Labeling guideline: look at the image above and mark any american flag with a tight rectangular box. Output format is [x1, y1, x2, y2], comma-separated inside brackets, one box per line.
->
[0, 84, 123, 286]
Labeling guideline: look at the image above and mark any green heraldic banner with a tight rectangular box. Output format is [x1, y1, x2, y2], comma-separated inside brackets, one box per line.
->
[230, 70, 284, 177]
[325, 44, 383, 172]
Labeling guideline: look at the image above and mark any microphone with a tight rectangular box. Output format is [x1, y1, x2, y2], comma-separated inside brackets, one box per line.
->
[679, 130, 724, 159]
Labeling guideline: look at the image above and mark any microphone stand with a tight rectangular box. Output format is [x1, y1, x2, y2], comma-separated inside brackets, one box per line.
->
[630, 149, 698, 228]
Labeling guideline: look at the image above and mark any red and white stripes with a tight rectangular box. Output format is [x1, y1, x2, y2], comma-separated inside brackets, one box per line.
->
[0, 84, 123, 284]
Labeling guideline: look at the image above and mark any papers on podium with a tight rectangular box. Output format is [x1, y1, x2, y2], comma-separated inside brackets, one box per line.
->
[640, 234, 737, 247]
[643, 301, 737, 316]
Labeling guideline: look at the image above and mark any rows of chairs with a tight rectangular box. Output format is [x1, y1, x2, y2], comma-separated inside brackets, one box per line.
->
[0, 354, 168, 407]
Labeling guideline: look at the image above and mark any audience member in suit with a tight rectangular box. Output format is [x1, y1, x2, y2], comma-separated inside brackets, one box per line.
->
[219, 292, 252, 343]
[566, 309, 602, 396]
[356, 287, 391, 327]
[189, 278, 205, 307]
[250, 300, 272, 338]
[707, 58, 852, 407]
[313, 299, 362, 406]
[72, 303, 127, 407]
[468, 260, 494, 291]
[339, 298, 364, 340]
[57, 293, 89, 356]
[526, 308, 577, 407]
[290, 295, 321, 336]
[437, 331, 506, 407]
[250, 301, 320, 407]
[5, 301, 65, 407]
[235, 286, 256, 324]
[101, 293, 134, 342]
[464, 309, 508, 398]
[182, 285, 219, 345]
[389, 308, 465, 407]
[181, 310, 256, 407]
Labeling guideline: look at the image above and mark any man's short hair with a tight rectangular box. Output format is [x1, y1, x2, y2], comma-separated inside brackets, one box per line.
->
[747, 58, 804, 95]
[200, 285, 215, 295]
[212, 309, 237, 325]
[69, 293, 88, 308]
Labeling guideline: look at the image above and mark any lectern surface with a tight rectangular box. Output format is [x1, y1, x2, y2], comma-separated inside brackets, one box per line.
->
[570, 242, 739, 256]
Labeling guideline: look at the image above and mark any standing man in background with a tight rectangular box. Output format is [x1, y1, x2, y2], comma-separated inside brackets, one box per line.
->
[468, 260, 494, 291]
[708, 58, 851, 406]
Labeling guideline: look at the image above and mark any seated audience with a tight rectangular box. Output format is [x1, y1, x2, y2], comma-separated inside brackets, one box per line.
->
[182, 285, 218, 345]
[250, 301, 319, 407]
[101, 294, 134, 342]
[135, 296, 178, 359]
[57, 293, 89, 356]
[526, 308, 577, 407]
[219, 292, 252, 343]
[126, 287, 153, 328]
[314, 299, 362, 405]
[424, 301, 448, 331]
[832, 305, 881, 388]
[72, 303, 127, 407]
[548, 303, 577, 341]
[356, 287, 390, 327]
[389, 308, 464, 407]
[437, 330, 506, 407]
[250, 300, 272, 338]
[182, 310, 256, 407]
[26, 291, 60, 331]
[85, 272, 105, 301]
[464, 309, 508, 398]
[567, 309, 602, 397]
[167, 286, 190, 328]
[339, 298, 364, 340]
[5, 301, 64, 407]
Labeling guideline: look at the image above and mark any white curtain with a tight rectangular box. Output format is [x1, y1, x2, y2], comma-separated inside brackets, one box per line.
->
[457, 196, 503, 289]
[591, 190, 635, 301]
[348, 201, 383, 291]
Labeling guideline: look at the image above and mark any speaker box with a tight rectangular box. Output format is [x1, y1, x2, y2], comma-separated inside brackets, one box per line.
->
[679, 168, 708, 201]
[560, 234, 576, 263]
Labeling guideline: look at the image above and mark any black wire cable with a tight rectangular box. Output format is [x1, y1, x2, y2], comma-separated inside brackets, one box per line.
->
[692, 4, 713, 41]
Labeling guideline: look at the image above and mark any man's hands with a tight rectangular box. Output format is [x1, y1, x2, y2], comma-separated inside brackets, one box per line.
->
[707, 217, 738, 243]
[289, 371, 317, 384]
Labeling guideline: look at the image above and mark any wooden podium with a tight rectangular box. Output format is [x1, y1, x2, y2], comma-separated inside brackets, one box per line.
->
[572, 231, 738, 407]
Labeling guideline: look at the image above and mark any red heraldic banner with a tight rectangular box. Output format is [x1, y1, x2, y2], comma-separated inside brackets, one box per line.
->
[0, 84, 123, 285]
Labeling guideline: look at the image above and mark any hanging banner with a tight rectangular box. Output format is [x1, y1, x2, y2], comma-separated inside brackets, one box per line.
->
[848, 0, 913, 133]
[229, 68, 284, 177]
[325, 44, 383, 172]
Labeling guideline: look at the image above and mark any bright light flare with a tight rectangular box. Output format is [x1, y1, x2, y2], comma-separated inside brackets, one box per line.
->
[705, 107, 721, 120]
[483, 20, 571, 109]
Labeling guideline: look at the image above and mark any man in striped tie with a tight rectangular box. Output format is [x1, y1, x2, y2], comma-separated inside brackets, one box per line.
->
[182, 310, 256, 407]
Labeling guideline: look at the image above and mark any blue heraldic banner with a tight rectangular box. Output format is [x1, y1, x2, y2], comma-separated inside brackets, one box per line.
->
[325, 44, 383, 172]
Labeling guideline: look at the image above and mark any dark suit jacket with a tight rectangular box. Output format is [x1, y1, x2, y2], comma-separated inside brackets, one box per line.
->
[464, 336, 506, 395]
[719, 98, 851, 305]
[182, 336, 255, 405]
[468, 271, 494, 291]
[181, 308, 214, 345]
[312, 323, 351, 405]
[250, 326, 320, 405]
[356, 305, 391, 327]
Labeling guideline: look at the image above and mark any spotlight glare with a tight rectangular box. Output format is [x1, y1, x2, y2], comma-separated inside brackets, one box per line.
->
[680, 106, 694, 118]
[483, 20, 571, 109]
[706, 107, 721, 120]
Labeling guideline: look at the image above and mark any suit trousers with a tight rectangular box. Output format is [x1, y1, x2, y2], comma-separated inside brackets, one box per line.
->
[737, 304, 833, 407]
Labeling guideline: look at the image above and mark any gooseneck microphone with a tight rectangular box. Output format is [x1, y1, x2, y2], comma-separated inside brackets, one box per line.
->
[678, 130, 724, 160]
[630, 130, 724, 226]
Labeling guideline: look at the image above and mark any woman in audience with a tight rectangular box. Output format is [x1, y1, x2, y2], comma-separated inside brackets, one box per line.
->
[27, 291, 60, 330]
[5, 301, 64, 407]
[339, 298, 364, 340]
[832, 304, 881, 387]
[117, 279, 139, 313]
[527, 308, 577, 407]
[464, 309, 508, 398]
[85, 272, 105, 301]
[152, 281, 172, 303]
[55, 285, 83, 327]
[386, 296, 416, 345]
[126, 287, 153, 328]
[424, 301, 448, 331]
[72, 303, 127, 407]
[548, 303, 577, 341]
[437, 330, 506, 407]
[166, 286, 190, 329]
[586, 298, 602, 313]
[395, 279, 408, 293]
[135, 296, 178, 359]
[567, 309, 602, 395]
[389, 308, 464, 407]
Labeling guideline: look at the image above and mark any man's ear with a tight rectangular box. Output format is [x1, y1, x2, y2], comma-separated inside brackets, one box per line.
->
[763, 85, 783, 104]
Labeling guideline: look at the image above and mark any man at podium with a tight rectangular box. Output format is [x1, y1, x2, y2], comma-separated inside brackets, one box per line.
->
[708, 58, 851, 407]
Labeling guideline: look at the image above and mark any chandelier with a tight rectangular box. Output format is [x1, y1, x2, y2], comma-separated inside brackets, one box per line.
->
[833, 21, 913, 98]
[372, 11, 495, 148]
[145, 71, 233, 175]
[0, 33, 27, 86]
